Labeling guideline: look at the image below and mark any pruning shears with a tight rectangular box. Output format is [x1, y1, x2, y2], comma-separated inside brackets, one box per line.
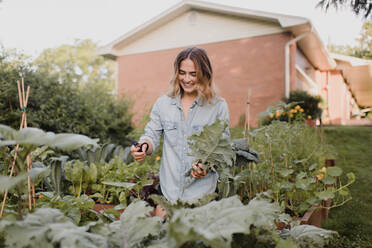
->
[133, 141, 149, 152]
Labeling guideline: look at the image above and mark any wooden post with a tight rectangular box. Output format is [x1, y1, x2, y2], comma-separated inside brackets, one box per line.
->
[244, 89, 251, 139]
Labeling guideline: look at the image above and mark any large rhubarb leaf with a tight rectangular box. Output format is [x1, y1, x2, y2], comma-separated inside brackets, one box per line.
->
[0, 124, 99, 151]
[0, 167, 49, 193]
[167, 194, 281, 248]
[120, 200, 163, 248]
[149, 193, 218, 217]
[288, 225, 338, 247]
[0, 208, 108, 248]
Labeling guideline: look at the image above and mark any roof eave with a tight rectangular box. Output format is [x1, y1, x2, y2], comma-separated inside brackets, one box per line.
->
[288, 22, 336, 71]
[98, 0, 317, 58]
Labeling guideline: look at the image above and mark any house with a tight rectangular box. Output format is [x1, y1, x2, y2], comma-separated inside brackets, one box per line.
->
[98, 0, 372, 127]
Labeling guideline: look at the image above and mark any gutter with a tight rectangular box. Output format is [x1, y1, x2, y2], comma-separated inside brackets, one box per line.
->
[284, 28, 312, 98]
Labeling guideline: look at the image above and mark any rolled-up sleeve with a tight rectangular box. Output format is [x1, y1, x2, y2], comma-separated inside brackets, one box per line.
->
[139, 100, 163, 153]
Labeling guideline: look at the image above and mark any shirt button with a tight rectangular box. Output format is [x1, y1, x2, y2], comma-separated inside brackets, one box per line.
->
[183, 147, 186, 151]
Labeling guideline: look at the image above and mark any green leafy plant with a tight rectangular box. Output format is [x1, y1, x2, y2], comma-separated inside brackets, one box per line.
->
[64, 160, 98, 197]
[64, 157, 159, 206]
[248, 121, 355, 216]
[76, 143, 133, 165]
[92, 159, 159, 206]
[37, 192, 98, 225]
[0, 168, 48, 194]
[0, 208, 108, 247]
[0, 124, 99, 218]
[0, 193, 340, 248]
[183, 119, 236, 189]
[216, 138, 259, 200]
[121, 194, 337, 248]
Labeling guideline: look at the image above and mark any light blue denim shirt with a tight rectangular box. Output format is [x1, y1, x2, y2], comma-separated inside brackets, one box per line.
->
[139, 94, 230, 202]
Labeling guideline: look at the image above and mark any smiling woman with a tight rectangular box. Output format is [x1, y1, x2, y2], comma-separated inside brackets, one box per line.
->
[130, 47, 231, 215]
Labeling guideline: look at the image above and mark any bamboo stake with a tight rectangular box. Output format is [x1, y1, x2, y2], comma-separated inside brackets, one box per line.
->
[0, 79, 34, 217]
[22, 78, 25, 108]
[23, 86, 35, 208]
[0, 80, 25, 217]
[20, 79, 32, 211]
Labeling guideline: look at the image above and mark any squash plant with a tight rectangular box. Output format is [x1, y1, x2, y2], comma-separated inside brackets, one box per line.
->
[248, 121, 355, 216]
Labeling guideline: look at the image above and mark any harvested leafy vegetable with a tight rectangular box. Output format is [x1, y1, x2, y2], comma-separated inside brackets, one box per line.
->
[183, 119, 235, 188]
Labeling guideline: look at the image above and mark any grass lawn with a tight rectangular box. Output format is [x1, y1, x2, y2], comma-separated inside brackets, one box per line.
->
[322, 125, 372, 246]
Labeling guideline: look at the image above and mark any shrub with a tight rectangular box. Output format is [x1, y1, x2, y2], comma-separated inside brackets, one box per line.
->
[258, 101, 307, 126]
[259, 90, 323, 126]
[284, 90, 323, 119]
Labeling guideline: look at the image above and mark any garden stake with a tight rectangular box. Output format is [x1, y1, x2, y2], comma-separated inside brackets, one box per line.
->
[244, 89, 251, 140]
[0, 79, 34, 218]
[21, 78, 35, 209]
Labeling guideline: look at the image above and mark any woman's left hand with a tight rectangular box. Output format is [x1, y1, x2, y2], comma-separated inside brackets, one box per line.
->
[191, 161, 208, 179]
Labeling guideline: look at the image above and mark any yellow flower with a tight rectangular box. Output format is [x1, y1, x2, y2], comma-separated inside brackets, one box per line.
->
[307, 115, 312, 119]
[293, 189, 296, 192]
[156, 156, 161, 161]
[320, 167, 326, 173]
[275, 110, 281, 118]
[299, 108, 304, 112]
[295, 105, 301, 110]
[289, 109, 294, 113]
[38, 194, 43, 199]
[293, 109, 298, 113]
[289, 113, 294, 118]
[316, 174, 324, 180]
[106, 201, 111, 204]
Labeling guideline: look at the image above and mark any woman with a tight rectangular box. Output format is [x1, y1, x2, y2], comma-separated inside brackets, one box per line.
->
[130, 47, 230, 216]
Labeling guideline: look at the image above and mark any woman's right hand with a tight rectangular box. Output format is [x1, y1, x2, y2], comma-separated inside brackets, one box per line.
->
[130, 143, 148, 162]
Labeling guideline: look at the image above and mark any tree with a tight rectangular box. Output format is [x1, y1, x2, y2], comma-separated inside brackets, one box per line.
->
[34, 39, 114, 90]
[317, 0, 372, 19]
[0, 48, 133, 147]
[329, 21, 372, 59]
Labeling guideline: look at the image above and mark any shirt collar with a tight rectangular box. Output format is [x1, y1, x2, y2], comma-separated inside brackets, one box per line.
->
[171, 94, 202, 108]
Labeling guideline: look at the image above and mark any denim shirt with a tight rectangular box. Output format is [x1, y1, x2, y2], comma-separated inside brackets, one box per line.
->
[139, 94, 230, 202]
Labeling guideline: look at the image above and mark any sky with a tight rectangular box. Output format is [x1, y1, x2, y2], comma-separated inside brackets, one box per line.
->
[0, 0, 366, 58]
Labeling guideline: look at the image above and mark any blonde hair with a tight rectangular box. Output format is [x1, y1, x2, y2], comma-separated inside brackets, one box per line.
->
[168, 47, 218, 104]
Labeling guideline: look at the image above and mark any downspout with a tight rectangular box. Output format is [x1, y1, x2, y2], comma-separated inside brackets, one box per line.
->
[284, 27, 313, 98]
